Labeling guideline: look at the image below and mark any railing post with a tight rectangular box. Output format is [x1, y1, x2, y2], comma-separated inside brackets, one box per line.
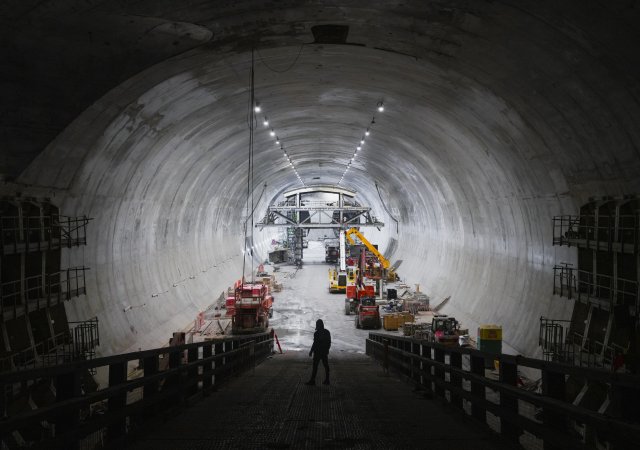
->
[214, 342, 224, 386]
[202, 343, 213, 392]
[449, 350, 463, 410]
[161, 348, 182, 406]
[470, 354, 486, 422]
[433, 347, 445, 398]
[421, 343, 433, 395]
[55, 369, 82, 449]
[143, 354, 159, 416]
[499, 358, 521, 443]
[541, 369, 567, 450]
[411, 341, 420, 383]
[383, 338, 389, 375]
[187, 346, 199, 398]
[107, 361, 128, 443]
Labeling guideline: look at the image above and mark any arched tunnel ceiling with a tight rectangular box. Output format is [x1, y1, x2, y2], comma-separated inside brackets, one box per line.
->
[2, 1, 640, 355]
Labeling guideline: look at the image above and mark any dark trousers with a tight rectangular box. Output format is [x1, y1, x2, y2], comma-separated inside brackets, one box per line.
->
[310, 354, 329, 381]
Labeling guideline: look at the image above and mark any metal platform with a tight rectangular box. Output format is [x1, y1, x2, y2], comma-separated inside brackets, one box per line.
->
[127, 353, 510, 450]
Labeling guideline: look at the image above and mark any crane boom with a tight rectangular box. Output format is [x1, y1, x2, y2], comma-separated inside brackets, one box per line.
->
[345, 228, 390, 269]
[339, 229, 346, 271]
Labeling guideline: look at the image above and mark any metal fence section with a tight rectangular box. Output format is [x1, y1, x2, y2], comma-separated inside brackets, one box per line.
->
[553, 265, 638, 308]
[366, 332, 640, 450]
[0, 267, 89, 321]
[552, 214, 639, 253]
[0, 318, 100, 373]
[0, 332, 273, 449]
[0, 215, 91, 255]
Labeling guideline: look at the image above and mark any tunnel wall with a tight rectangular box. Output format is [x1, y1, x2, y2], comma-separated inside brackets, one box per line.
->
[9, 1, 640, 358]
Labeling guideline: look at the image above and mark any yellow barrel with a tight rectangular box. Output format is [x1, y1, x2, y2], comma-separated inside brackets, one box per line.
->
[478, 325, 502, 340]
[478, 324, 502, 357]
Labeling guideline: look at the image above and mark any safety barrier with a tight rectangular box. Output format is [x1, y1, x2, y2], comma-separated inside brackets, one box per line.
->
[0, 215, 91, 255]
[0, 332, 273, 449]
[0, 267, 89, 321]
[366, 332, 640, 449]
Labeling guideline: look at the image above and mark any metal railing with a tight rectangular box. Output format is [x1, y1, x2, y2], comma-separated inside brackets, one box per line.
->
[0, 267, 89, 320]
[0, 332, 273, 449]
[0, 318, 100, 373]
[539, 317, 574, 363]
[367, 332, 640, 450]
[538, 319, 627, 371]
[0, 331, 72, 372]
[553, 265, 638, 308]
[553, 214, 639, 253]
[0, 215, 91, 255]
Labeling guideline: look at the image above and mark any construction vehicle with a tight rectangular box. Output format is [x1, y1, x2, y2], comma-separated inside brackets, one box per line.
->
[355, 296, 381, 329]
[325, 245, 339, 263]
[329, 268, 347, 293]
[231, 280, 274, 334]
[345, 228, 390, 269]
[344, 284, 374, 315]
[345, 227, 398, 287]
[426, 315, 461, 347]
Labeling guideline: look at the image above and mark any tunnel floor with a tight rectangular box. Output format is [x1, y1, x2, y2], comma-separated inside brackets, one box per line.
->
[126, 352, 511, 450]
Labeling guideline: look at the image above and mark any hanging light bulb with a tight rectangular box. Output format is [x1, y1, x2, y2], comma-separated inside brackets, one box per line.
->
[270, 130, 275, 137]
[360, 139, 364, 144]
[276, 139, 280, 145]
[365, 129, 370, 136]
[263, 117, 269, 127]
[357, 146, 361, 151]
[254, 103, 261, 113]
[377, 101, 384, 112]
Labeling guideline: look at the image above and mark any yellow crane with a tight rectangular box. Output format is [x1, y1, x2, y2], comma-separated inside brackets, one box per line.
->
[345, 228, 390, 269]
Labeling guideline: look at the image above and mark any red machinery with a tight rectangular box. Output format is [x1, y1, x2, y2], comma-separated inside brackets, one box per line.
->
[427, 315, 461, 347]
[344, 284, 374, 315]
[355, 296, 381, 329]
[231, 280, 274, 334]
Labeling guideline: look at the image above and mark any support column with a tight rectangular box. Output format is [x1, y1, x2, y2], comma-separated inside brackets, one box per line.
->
[499, 359, 521, 442]
[470, 354, 486, 422]
[107, 361, 128, 443]
[541, 369, 567, 450]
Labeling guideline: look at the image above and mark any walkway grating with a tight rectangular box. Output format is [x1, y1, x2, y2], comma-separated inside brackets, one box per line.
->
[126, 353, 511, 449]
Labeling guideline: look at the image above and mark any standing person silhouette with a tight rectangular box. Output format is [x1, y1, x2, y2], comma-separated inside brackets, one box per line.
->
[306, 319, 331, 385]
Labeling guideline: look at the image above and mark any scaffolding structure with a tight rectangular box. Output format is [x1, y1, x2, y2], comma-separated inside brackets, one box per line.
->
[549, 197, 640, 372]
[258, 185, 385, 264]
[256, 185, 384, 230]
[0, 198, 95, 372]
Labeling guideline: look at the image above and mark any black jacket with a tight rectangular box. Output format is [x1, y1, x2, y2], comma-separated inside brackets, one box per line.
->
[311, 328, 331, 356]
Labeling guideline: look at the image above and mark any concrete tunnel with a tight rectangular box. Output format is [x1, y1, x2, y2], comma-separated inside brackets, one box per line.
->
[1, 2, 640, 446]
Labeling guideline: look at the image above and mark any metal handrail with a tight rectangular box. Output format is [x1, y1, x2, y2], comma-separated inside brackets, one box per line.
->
[366, 332, 640, 449]
[0, 267, 89, 320]
[0, 214, 90, 254]
[552, 266, 637, 307]
[553, 214, 639, 251]
[0, 332, 274, 449]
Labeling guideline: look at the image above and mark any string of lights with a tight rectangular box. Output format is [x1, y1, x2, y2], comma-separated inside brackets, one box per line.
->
[337, 101, 384, 186]
[254, 101, 305, 186]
